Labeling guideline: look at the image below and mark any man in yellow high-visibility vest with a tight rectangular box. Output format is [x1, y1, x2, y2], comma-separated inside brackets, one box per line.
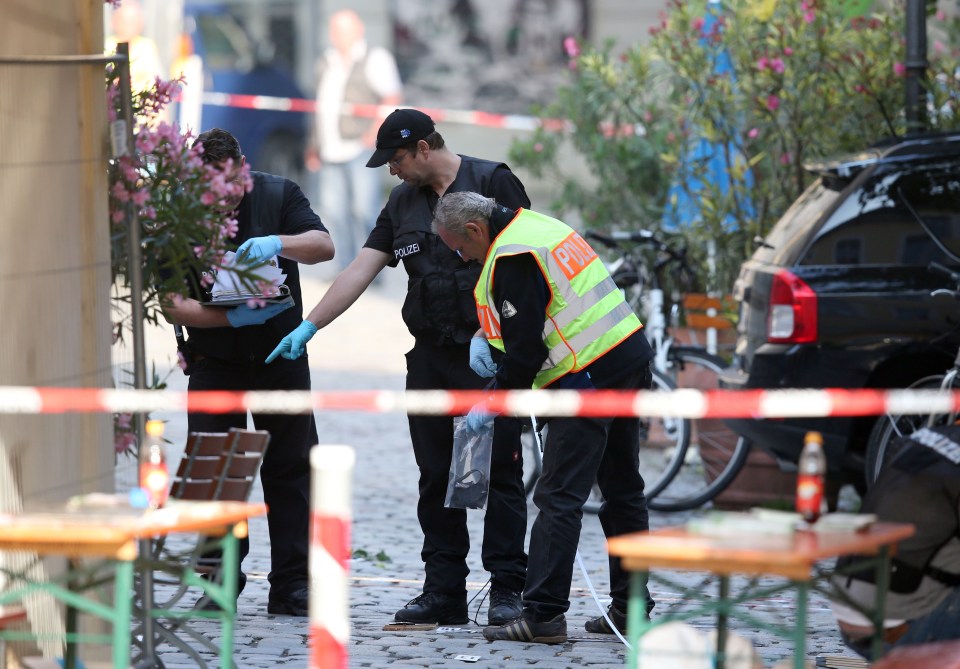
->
[432, 191, 656, 644]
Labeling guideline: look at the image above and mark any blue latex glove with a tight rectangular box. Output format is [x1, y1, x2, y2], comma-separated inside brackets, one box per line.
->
[225, 300, 293, 328]
[266, 320, 319, 362]
[236, 235, 282, 264]
[465, 401, 497, 433]
[469, 336, 497, 378]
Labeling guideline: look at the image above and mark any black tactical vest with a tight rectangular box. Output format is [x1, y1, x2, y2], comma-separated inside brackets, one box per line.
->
[385, 157, 504, 346]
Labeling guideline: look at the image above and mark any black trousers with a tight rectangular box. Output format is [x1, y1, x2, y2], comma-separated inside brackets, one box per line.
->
[523, 364, 654, 619]
[405, 340, 528, 597]
[187, 355, 316, 597]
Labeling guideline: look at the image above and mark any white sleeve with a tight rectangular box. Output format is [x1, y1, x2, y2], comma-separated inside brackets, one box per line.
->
[364, 47, 403, 99]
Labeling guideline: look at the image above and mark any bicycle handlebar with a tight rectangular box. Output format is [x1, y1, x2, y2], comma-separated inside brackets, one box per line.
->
[929, 261, 960, 300]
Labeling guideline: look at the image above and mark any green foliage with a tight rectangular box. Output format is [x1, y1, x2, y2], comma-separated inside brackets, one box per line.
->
[509, 0, 960, 290]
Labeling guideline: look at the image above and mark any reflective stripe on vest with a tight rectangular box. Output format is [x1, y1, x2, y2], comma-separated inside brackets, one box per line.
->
[475, 209, 642, 388]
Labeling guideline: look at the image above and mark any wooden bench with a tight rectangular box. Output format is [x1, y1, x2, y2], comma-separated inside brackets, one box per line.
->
[682, 293, 736, 331]
[171, 428, 271, 503]
[872, 640, 960, 668]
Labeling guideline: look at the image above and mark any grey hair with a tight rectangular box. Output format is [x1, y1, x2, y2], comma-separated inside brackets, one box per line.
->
[432, 191, 496, 236]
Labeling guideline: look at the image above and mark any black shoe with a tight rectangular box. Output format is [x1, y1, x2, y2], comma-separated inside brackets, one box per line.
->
[487, 588, 522, 626]
[267, 586, 309, 616]
[483, 612, 567, 644]
[584, 604, 627, 634]
[394, 592, 468, 624]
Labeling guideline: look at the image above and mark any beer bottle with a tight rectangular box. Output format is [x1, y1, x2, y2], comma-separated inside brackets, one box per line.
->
[796, 431, 826, 523]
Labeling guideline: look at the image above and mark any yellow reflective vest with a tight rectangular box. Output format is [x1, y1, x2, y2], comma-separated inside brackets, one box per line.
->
[475, 209, 642, 388]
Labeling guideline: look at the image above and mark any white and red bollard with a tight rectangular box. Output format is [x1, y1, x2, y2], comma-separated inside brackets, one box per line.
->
[309, 445, 355, 669]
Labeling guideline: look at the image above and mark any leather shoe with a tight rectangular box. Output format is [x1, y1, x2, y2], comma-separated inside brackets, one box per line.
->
[267, 586, 309, 616]
[394, 592, 468, 624]
[487, 588, 522, 626]
[584, 604, 627, 634]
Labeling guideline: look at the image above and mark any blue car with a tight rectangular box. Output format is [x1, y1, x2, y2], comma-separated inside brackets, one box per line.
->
[180, 3, 308, 183]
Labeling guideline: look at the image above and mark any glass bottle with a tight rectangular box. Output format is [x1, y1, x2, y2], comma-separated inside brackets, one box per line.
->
[796, 431, 826, 523]
[139, 419, 169, 509]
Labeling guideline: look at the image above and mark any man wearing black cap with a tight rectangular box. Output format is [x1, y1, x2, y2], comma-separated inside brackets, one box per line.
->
[267, 109, 530, 626]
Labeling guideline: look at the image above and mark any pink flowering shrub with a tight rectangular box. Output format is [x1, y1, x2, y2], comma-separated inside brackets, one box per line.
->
[509, 0, 960, 291]
[106, 65, 251, 327]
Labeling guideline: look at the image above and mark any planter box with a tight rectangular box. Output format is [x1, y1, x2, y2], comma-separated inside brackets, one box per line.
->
[700, 434, 840, 511]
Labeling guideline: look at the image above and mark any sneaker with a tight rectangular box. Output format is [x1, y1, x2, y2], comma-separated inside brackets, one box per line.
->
[487, 589, 522, 626]
[267, 586, 309, 616]
[394, 592, 468, 624]
[483, 612, 567, 644]
[584, 604, 627, 634]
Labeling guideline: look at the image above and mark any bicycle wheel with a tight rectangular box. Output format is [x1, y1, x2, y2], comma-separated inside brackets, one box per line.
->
[648, 348, 752, 512]
[582, 367, 691, 514]
[864, 374, 956, 487]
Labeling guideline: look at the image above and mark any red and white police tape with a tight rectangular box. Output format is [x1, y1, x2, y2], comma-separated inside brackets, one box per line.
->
[0, 385, 959, 419]
[309, 445, 354, 669]
[201, 93, 580, 133]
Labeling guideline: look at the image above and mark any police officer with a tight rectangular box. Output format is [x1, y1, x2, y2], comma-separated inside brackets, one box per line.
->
[267, 110, 529, 626]
[432, 191, 656, 644]
[163, 128, 335, 616]
[831, 425, 960, 659]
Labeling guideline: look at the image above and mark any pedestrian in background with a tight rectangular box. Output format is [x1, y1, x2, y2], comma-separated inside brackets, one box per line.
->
[432, 191, 656, 644]
[306, 9, 402, 269]
[163, 128, 334, 616]
[268, 109, 529, 627]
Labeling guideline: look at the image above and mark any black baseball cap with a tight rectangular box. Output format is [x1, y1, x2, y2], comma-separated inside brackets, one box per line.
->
[365, 109, 436, 168]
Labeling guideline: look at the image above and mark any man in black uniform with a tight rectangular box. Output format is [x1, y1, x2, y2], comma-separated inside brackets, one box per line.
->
[432, 191, 656, 644]
[830, 425, 960, 659]
[267, 109, 529, 626]
[163, 128, 334, 616]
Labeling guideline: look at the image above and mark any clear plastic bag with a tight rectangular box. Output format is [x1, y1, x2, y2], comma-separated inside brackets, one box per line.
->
[445, 416, 493, 509]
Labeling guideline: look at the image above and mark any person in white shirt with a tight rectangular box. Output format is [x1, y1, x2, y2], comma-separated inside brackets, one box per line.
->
[305, 9, 403, 269]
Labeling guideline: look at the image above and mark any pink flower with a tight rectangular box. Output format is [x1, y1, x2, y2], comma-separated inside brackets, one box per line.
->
[563, 36, 580, 59]
[533, 143, 544, 153]
[748, 127, 759, 139]
[757, 57, 769, 71]
[770, 58, 785, 74]
[766, 94, 781, 111]
[783, 47, 794, 56]
[937, 10, 946, 21]
[935, 40, 946, 54]
[779, 152, 793, 165]
[893, 62, 907, 77]
[804, 11, 815, 23]
[111, 181, 130, 203]
[691, 17, 705, 33]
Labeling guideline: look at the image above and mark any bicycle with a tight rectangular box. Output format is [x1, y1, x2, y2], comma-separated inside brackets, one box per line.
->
[520, 229, 751, 512]
[863, 261, 960, 486]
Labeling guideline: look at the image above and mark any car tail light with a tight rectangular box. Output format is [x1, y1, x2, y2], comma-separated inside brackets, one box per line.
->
[767, 269, 818, 343]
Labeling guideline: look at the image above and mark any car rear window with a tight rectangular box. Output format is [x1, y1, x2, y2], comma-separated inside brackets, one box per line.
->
[799, 159, 960, 266]
[753, 182, 841, 266]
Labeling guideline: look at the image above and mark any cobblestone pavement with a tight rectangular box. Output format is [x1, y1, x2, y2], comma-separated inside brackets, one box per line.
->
[140, 265, 865, 669]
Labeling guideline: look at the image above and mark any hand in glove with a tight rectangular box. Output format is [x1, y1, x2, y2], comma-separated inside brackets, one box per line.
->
[465, 401, 498, 433]
[236, 235, 282, 264]
[469, 336, 497, 378]
[265, 320, 319, 362]
[225, 300, 293, 328]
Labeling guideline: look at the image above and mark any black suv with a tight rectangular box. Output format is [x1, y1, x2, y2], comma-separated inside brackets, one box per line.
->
[719, 132, 960, 488]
